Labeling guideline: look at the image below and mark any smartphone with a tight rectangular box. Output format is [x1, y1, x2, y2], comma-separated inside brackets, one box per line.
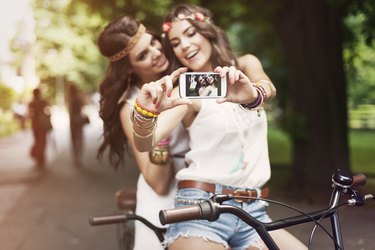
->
[179, 72, 227, 99]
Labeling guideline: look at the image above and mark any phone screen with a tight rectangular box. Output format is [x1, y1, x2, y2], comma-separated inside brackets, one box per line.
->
[180, 73, 226, 98]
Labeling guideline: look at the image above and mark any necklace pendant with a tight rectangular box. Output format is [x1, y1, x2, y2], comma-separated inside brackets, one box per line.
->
[241, 160, 248, 170]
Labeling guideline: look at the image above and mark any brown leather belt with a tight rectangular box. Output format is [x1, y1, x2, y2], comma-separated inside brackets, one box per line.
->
[178, 180, 269, 202]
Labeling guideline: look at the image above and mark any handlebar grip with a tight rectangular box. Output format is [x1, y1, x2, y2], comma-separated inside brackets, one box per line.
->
[159, 205, 202, 225]
[351, 173, 367, 188]
[89, 213, 128, 226]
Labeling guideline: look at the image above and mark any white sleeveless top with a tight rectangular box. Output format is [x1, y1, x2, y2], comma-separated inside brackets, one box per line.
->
[176, 99, 271, 188]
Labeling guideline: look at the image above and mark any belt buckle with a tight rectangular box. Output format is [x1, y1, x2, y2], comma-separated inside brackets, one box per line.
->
[233, 189, 253, 203]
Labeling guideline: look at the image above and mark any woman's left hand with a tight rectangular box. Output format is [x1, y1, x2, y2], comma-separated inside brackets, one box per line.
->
[137, 67, 191, 113]
[214, 66, 257, 104]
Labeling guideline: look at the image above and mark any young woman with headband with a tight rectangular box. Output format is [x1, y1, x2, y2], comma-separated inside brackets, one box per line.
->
[96, 16, 189, 250]
[132, 4, 306, 250]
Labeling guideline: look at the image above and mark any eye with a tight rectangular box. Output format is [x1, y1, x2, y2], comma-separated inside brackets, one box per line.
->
[151, 37, 157, 46]
[187, 30, 196, 37]
[137, 51, 148, 61]
[171, 41, 180, 48]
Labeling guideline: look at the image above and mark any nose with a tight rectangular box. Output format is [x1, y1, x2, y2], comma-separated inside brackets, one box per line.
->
[179, 38, 190, 50]
[150, 46, 162, 60]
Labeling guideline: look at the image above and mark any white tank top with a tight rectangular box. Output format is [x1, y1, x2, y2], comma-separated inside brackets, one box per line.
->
[176, 99, 271, 188]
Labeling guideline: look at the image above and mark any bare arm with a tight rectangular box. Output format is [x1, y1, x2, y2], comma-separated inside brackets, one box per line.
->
[237, 54, 276, 100]
[121, 103, 173, 195]
[132, 67, 192, 152]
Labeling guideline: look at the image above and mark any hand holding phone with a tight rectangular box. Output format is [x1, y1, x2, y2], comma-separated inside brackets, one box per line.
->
[179, 72, 227, 99]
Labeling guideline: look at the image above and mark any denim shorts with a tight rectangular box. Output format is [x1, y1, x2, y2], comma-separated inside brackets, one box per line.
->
[163, 184, 272, 250]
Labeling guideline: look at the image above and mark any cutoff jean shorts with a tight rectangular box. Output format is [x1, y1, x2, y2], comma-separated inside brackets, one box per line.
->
[163, 183, 272, 250]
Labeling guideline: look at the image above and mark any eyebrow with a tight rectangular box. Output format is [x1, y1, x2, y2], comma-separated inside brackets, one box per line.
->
[169, 25, 194, 43]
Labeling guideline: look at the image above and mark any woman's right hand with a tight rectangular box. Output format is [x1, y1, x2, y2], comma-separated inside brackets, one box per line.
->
[137, 67, 192, 113]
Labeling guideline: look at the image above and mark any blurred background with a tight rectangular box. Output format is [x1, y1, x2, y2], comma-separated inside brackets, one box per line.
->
[1, 0, 374, 194]
[0, 0, 374, 249]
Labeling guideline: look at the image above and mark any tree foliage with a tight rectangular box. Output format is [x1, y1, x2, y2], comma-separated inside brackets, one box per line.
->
[31, 0, 105, 92]
[29, 0, 374, 197]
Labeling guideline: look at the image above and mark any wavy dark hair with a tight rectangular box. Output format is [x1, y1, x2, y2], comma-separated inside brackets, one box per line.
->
[163, 3, 238, 73]
[97, 16, 157, 169]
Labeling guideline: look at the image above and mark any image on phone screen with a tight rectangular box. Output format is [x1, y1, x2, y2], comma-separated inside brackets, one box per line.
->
[180, 73, 226, 98]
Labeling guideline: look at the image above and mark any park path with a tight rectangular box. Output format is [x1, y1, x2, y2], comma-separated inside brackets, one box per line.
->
[0, 105, 374, 249]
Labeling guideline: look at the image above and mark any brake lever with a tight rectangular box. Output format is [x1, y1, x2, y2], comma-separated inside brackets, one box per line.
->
[211, 194, 233, 204]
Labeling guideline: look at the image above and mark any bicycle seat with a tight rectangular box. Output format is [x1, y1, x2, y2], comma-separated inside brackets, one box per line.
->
[115, 187, 137, 211]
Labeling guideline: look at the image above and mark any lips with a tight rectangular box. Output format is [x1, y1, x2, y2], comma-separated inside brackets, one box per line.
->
[186, 50, 198, 60]
[155, 55, 167, 67]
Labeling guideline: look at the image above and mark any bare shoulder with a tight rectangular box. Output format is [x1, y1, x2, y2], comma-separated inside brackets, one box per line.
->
[237, 54, 262, 70]
[119, 103, 131, 126]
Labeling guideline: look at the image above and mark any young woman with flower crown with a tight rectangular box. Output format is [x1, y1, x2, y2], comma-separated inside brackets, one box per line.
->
[132, 4, 306, 250]
[96, 16, 190, 250]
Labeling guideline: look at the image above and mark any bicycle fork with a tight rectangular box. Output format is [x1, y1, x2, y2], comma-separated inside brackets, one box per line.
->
[329, 188, 344, 250]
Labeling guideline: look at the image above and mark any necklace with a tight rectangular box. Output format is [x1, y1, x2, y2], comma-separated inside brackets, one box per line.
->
[228, 105, 249, 173]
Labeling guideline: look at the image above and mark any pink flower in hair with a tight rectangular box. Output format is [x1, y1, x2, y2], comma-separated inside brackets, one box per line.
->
[162, 22, 172, 33]
[194, 12, 205, 21]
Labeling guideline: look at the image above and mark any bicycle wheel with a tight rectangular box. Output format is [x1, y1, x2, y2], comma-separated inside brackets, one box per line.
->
[117, 220, 135, 250]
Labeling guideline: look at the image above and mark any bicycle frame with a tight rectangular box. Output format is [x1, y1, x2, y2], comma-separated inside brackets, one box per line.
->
[208, 185, 345, 249]
[159, 170, 370, 250]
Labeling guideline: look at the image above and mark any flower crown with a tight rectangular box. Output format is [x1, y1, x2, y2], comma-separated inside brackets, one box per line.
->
[162, 12, 210, 33]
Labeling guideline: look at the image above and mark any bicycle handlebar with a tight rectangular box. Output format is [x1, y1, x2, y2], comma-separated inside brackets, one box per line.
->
[159, 199, 220, 225]
[89, 213, 130, 226]
[159, 204, 202, 225]
[351, 173, 367, 188]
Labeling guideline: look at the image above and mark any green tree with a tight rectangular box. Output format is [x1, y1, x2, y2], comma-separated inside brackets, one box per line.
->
[31, 0, 105, 93]
[78, 0, 375, 197]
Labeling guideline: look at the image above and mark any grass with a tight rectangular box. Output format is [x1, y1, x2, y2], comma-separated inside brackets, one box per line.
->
[268, 126, 375, 199]
[268, 126, 375, 174]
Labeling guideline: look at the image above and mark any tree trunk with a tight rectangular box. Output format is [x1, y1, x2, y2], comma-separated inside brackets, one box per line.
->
[274, 0, 350, 199]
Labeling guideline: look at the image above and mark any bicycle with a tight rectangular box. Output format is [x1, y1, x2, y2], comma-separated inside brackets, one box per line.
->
[159, 169, 374, 250]
[89, 187, 167, 250]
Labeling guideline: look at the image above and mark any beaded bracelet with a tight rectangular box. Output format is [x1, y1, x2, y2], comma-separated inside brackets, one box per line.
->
[134, 98, 160, 118]
[257, 79, 275, 100]
[240, 84, 266, 117]
[256, 82, 267, 102]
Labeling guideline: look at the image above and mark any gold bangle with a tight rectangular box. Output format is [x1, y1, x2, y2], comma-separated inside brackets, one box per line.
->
[149, 149, 170, 165]
[133, 129, 154, 139]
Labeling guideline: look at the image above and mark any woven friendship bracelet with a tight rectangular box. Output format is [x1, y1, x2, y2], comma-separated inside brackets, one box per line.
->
[110, 24, 146, 62]
[240, 84, 266, 117]
[257, 79, 275, 100]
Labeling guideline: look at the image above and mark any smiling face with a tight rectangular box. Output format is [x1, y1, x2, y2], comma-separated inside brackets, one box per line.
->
[168, 20, 213, 72]
[128, 33, 169, 83]
[206, 74, 214, 84]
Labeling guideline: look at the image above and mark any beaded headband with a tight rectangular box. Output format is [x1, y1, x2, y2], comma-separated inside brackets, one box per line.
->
[110, 24, 146, 62]
[162, 12, 210, 33]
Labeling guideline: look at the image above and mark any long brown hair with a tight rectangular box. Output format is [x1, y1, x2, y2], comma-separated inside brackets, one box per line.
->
[163, 3, 238, 73]
[96, 16, 143, 169]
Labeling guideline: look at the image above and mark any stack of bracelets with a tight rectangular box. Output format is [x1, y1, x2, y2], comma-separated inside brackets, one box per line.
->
[131, 98, 159, 139]
[240, 80, 273, 117]
[131, 99, 170, 165]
